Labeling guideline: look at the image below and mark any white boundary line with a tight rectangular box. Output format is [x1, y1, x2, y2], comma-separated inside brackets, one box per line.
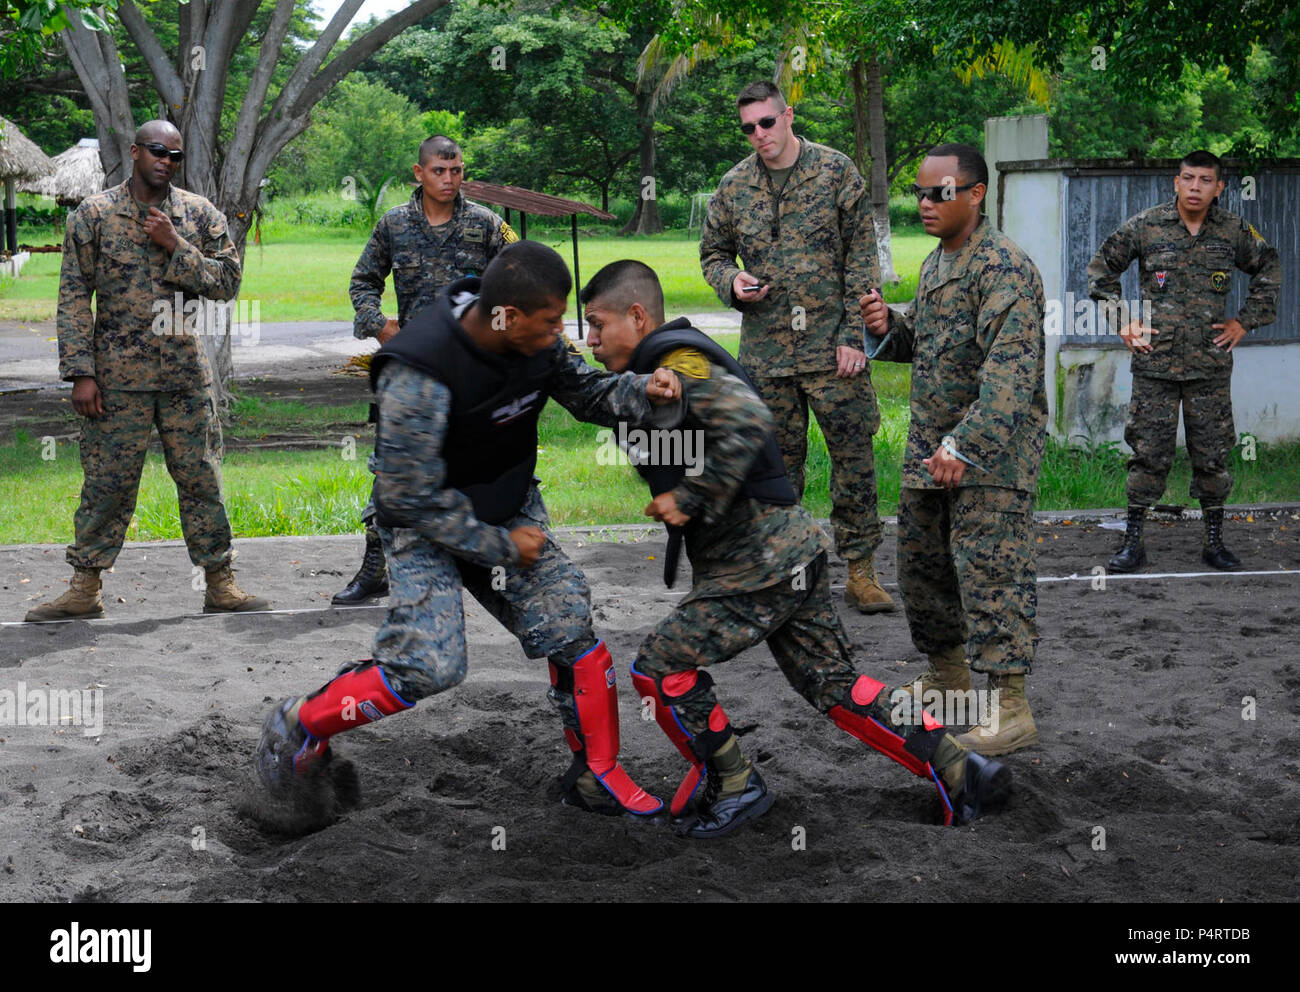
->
[4, 567, 1295, 628]
[1037, 568, 1297, 583]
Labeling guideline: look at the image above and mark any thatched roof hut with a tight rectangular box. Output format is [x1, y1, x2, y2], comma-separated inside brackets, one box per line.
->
[0, 116, 54, 182]
[0, 117, 56, 255]
[19, 138, 104, 205]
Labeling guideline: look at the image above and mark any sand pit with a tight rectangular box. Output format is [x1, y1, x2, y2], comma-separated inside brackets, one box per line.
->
[1, 513, 1297, 903]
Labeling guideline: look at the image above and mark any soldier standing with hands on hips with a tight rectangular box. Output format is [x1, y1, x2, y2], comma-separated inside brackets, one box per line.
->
[335, 135, 517, 605]
[1087, 150, 1281, 573]
[860, 144, 1047, 757]
[700, 81, 894, 614]
[25, 119, 265, 622]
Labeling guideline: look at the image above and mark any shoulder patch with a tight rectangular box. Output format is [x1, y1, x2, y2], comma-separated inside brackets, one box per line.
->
[564, 338, 583, 359]
[661, 346, 711, 380]
[1248, 223, 1265, 242]
[500, 221, 519, 244]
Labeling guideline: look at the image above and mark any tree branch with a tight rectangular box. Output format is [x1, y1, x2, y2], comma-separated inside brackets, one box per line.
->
[290, 0, 452, 115]
[218, 0, 296, 200]
[118, 0, 183, 109]
[587, 66, 637, 96]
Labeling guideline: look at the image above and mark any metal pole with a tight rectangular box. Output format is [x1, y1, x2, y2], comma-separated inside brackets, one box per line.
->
[571, 212, 581, 341]
[3, 180, 16, 255]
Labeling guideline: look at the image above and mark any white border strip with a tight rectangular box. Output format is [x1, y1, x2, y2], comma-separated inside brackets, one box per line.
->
[1037, 568, 1296, 582]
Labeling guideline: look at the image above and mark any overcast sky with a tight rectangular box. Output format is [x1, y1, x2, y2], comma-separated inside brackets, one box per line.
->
[310, 0, 413, 29]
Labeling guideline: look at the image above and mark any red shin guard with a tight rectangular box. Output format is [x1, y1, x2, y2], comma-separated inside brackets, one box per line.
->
[828, 675, 956, 826]
[556, 642, 662, 815]
[630, 665, 731, 816]
[297, 662, 413, 739]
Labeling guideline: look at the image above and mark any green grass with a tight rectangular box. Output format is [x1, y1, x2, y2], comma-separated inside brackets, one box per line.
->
[6, 361, 1296, 544]
[0, 222, 933, 323]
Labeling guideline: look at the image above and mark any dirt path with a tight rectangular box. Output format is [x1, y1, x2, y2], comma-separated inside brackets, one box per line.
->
[2, 514, 1297, 902]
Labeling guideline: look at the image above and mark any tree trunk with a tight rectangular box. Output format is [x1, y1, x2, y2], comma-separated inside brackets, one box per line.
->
[619, 92, 662, 235]
[853, 55, 897, 284]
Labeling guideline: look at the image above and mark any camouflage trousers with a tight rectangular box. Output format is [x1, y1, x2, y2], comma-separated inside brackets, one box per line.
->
[67, 388, 233, 570]
[372, 486, 598, 701]
[897, 486, 1037, 676]
[751, 369, 882, 561]
[634, 552, 932, 743]
[1125, 374, 1234, 508]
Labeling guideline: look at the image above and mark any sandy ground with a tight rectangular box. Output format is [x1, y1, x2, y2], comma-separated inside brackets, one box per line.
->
[2, 512, 1298, 903]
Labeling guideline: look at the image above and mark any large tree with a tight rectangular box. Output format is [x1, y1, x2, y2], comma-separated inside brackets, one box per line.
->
[52, 0, 452, 397]
[368, 1, 642, 214]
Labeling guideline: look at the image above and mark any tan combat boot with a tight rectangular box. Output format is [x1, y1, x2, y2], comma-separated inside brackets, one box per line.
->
[956, 673, 1038, 756]
[24, 567, 105, 622]
[844, 558, 895, 613]
[203, 563, 270, 613]
[900, 645, 972, 705]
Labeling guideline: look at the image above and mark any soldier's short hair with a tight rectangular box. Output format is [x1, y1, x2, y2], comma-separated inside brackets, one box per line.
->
[419, 134, 462, 165]
[737, 80, 787, 111]
[481, 241, 571, 315]
[134, 119, 181, 145]
[1180, 149, 1222, 180]
[581, 260, 666, 325]
[926, 143, 989, 190]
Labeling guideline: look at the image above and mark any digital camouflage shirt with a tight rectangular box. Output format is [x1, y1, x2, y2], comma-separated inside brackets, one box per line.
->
[350, 188, 516, 338]
[1086, 199, 1281, 380]
[372, 337, 657, 568]
[57, 180, 241, 391]
[655, 346, 829, 600]
[700, 137, 880, 376]
[871, 218, 1048, 492]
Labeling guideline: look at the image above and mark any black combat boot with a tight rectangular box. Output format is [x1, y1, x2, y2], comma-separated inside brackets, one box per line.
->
[675, 737, 773, 839]
[332, 529, 389, 605]
[1201, 506, 1241, 571]
[1107, 506, 1147, 573]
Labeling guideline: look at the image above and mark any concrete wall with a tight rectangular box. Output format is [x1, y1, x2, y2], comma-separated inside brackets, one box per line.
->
[985, 115, 1048, 234]
[1057, 342, 1300, 446]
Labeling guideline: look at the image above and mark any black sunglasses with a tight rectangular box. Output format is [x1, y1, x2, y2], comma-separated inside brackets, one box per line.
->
[909, 182, 976, 202]
[139, 141, 184, 163]
[740, 115, 780, 135]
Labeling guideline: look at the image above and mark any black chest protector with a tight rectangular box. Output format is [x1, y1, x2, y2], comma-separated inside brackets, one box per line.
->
[370, 279, 553, 525]
[627, 318, 797, 507]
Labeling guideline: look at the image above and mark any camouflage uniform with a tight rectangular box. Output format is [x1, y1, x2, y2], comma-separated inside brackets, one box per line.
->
[631, 349, 943, 746]
[700, 137, 883, 561]
[1086, 199, 1282, 507]
[350, 188, 515, 339]
[367, 347, 657, 701]
[350, 188, 516, 527]
[871, 218, 1047, 675]
[57, 179, 241, 570]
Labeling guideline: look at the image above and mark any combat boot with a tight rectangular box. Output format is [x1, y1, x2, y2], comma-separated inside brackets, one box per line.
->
[956, 673, 1038, 757]
[203, 563, 269, 613]
[1107, 506, 1147, 573]
[333, 528, 389, 605]
[934, 737, 1013, 825]
[844, 557, 895, 613]
[24, 567, 105, 622]
[1201, 506, 1241, 571]
[676, 737, 773, 839]
[907, 644, 972, 701]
